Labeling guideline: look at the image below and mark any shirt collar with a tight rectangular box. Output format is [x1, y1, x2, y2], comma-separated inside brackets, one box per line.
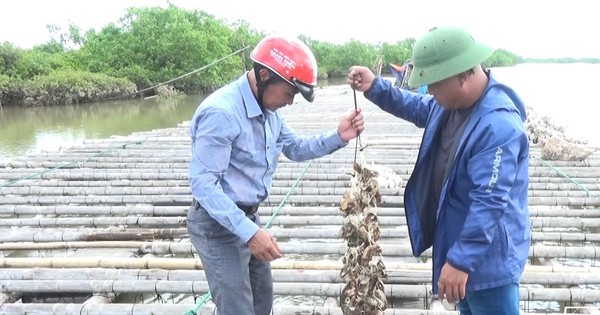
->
[238, 72, 263, 119]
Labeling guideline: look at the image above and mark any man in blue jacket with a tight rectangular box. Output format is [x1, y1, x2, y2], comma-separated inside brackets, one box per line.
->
[347, 26, 530, 315]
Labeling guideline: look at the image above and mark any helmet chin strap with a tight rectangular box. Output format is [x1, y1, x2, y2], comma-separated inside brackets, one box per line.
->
[254, 68, 267, 111]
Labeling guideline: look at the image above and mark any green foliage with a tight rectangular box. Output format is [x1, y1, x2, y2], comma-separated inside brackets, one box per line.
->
[12, 50, 61, 79]
[33, 40, 65, 54]
[227, 20, 264, 71]
[379, 39, 415, 74]
[0, 42, 22, 77]
[483, 49, 523, 67]
[77, 5, 243, 93]
[0, 41, 82, 80]
[0, 74, 23, 106]
[302, 37, 334, 78]
[0, 74, 10, 99]
[113, 65, 153, 90]
[21, 70, 136, 106]
[322, 40, 379, 77]
[0, 74, 9, 90]
[524, 57, 600, 64]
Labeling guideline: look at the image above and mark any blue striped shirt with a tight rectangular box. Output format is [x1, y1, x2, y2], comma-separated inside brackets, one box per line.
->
[189, 73, 347, 242]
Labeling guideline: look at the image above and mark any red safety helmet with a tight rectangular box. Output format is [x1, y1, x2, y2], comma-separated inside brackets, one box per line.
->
[250, 34, 318, 102]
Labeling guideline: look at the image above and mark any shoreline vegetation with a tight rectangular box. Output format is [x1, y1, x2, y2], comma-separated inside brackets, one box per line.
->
[2, 4, 597, 109]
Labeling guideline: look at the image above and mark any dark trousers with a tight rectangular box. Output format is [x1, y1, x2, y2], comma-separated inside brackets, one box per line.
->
[187, 204, 273, 315]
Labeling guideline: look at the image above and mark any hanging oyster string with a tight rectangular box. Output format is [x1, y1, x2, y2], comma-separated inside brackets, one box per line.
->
[339, 150, 403, 314]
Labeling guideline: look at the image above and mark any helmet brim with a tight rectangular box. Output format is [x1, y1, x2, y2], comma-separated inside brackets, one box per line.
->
[292, 78, 315, 102]
[408, 42, 494, 87]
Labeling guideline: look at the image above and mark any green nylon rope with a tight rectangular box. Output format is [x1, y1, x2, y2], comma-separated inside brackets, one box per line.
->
[536, 156, 595, 197]
[183, 160, 314, 315]
[183, 292, 212, 315]
[0, 139, 147, 188]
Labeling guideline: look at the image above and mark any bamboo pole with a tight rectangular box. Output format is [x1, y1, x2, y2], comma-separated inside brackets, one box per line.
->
[2, 240, 600, 260]
[4, 215, 600, 230]
[0, 216, 187, 228]
[0, 304, 461, 315]
[5, 160, 600, 180]
[2, 204, 600, 218]
[3, 194, 600, 208]
[0, 241, 148, 251]
[9, 152, 598, 167]
[2, 228, 600, 244]
[2, 268, 600, 286]
[0, 173, 600, 194]
[0, 194, 194, 205]
[8, 187, 600, 201]
[565, 305, 600, 314]
[3, 240, 600, 260]
[0, 204, 188, 216]
[0, 164, 600, 183]
[3, 302, 587, 315]
[4, 184, 600, 199]
[3, 204, 600, 220]
[1, 280, 599, 303]
[2, 161, 600, 180]
[2, 176, 600, 193]
[145, 241, 599, 261]
[0, 257, 598, 274]
[566, 285, 600, 314]
[5, 143, 596, 157]
[0, 228, 187, 243]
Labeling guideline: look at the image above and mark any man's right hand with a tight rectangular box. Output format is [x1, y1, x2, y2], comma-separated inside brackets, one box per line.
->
[347, 66, 376, 92]
[248, 229, 282, 261]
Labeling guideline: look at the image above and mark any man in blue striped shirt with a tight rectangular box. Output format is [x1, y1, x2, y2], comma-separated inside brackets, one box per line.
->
[187, 34, 365, 315]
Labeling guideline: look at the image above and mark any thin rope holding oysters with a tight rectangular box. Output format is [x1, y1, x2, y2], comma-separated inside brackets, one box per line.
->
[352, 89, 366, 164]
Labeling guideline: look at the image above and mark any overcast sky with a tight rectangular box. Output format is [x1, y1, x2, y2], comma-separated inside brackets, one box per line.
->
[1, 0, 598, 59]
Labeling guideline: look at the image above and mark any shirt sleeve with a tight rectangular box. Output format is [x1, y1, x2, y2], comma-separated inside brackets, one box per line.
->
[364, 76, 435, 128]
[277, 118, 347, 162]
[189, 106, 259, 242]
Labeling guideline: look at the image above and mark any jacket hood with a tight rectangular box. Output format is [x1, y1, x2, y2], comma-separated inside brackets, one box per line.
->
[475, 70, 527, 122]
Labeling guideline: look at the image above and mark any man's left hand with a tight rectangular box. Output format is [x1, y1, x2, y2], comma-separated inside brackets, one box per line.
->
[438, 262, 469, 304]
[338, 108, 365, 142]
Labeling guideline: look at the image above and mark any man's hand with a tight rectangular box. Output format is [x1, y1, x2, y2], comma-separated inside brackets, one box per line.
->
[438, 262, 469, 304]
[248, 229, 282, 261]
[347, 66, 376, 92]
[337, 108, 365, 142]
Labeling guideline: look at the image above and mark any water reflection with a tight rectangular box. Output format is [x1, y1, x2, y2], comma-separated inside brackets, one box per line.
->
[0, 95, 204, 159]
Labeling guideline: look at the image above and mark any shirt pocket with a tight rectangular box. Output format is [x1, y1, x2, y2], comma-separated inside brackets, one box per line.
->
[263, 142, 281, 175]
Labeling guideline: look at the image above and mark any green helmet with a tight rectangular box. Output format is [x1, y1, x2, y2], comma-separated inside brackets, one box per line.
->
[408, 26, 494, 87]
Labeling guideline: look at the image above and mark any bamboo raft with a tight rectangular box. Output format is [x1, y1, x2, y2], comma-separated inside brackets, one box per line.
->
[1, 85, 600, 314]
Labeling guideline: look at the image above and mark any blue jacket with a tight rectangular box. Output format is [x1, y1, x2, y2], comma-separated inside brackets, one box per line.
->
[365, 73, 531, 292]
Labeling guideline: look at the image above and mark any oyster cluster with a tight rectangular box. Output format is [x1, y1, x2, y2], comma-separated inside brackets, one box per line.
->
[339, 162, 388, 314]
[525, 105, 595, 161]
[539, 136, 595, 161]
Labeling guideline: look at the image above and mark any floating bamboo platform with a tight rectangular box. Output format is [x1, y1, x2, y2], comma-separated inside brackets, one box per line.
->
[1, 85, 600, 314]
